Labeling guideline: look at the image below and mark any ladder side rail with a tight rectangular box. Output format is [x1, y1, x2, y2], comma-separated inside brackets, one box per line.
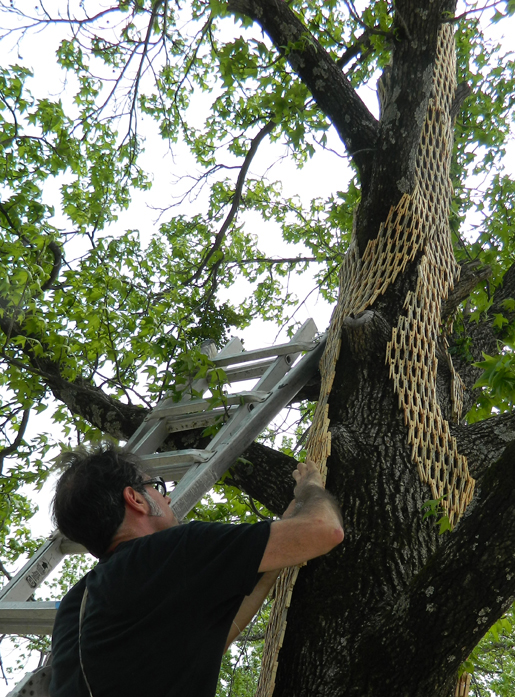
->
[0, 535, 67, 603]
[207, 320, 319, 452]
[125, 338, 243, 455]
[169, 335, 326, 521]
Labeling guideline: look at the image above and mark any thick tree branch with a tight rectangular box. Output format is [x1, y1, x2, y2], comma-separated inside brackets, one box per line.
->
[0, 299, 147, 440]
[491, 260, 515, 317]
[342, 309, 392, 360]
[231, 442, 298, 515]
[336, 31, 372, 69]
[353, 440, 515, 697]
[453, 410, 515, 483]
[226, 0, 379, 182]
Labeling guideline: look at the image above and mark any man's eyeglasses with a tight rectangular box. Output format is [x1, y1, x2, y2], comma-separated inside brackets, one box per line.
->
[141, 477, 167, 497]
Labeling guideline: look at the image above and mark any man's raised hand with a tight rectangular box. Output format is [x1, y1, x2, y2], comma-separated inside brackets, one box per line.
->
[292, 460, 324, 492]
[261, 460, 344, 572]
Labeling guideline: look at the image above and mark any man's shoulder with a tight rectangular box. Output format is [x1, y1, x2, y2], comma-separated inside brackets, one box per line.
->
[135, 519, 271, 564]
[92, 520, 271, 581]
[173, 519, 271, 542]
[148, 519, 270, 543]
[177, 519, 272, 564]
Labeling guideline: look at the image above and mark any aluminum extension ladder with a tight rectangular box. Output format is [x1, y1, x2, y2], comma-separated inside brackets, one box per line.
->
[0, 320, 325, 659]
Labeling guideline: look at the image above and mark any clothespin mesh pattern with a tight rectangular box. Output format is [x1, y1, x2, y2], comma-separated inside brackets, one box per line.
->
[255, 25, 474, 697]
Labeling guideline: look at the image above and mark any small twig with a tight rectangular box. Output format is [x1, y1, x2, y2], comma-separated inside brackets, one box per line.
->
[184, 119, 276, 285]
[0, 636, 9, 685]
[0, 407, 30, 476]
[248, 495, 274, 521]
[0, 560, 12, 582]
[126, 1, 166, 142]
[343, 0, 393, 38]
[442, 0, 506, 23]
[229, 256, 321, 266]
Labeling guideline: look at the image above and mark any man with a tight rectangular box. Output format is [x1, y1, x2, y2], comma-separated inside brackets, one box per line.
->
[49, 443, 343, 696]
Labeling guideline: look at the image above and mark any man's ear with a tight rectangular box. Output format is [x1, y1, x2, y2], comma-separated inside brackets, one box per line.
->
[122, 486, 148, 515]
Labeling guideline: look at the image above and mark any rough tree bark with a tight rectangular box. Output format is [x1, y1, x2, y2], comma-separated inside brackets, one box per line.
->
[221, 1, 515, 696]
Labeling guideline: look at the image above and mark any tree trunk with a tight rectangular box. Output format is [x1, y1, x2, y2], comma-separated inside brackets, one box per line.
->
[236, 3, 515, 695]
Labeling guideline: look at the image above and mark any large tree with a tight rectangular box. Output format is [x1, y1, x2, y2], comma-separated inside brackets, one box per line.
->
[0, 0, 515, 695]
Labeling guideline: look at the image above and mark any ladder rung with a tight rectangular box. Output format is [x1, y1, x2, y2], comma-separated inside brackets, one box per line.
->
[60, 539, 87, 555]
[125, 340, 225, 456]
[217, 359, 278, 383]
[212, 341, 317, 367]
[0, 602, 58, 635]
[138, 450, 214, 479]
[166, 407, 236, 433]
[146, 391, 270, 421]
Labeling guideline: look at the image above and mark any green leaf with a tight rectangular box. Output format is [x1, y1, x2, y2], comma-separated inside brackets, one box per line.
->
[437, 516, 452, 535]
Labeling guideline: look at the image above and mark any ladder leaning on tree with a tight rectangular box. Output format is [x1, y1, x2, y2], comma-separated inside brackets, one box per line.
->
[0, 318, 326, 697]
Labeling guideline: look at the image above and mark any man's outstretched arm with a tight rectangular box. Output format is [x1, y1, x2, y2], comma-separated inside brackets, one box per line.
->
[224, 460, 343, 651]
[258, 460, 344, 573]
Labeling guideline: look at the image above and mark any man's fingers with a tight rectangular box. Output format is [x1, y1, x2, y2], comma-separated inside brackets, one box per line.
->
[292, 460, 319, 483]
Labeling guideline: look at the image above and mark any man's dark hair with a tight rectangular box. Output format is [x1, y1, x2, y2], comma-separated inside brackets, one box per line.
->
[52, 443, 146, 558]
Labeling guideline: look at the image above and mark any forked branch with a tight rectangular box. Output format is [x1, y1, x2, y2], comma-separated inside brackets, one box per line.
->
[227, 0, 379, 181]
[184, 118, 276, 286]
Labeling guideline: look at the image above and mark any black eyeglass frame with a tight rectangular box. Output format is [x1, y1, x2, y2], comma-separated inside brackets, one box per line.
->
[140, 476, 167, 497]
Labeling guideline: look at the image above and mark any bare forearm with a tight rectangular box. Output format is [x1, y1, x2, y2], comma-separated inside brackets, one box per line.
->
[224, 570, 279, 652]
[259, 461, 344, 572]
[291, 481, 343, 527]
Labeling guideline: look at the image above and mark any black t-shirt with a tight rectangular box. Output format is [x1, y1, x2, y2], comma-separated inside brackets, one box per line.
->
[50, 520, 271, 697]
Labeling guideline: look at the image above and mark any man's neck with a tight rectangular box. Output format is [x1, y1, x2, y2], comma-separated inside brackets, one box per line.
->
[107, 512, 178, 553]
